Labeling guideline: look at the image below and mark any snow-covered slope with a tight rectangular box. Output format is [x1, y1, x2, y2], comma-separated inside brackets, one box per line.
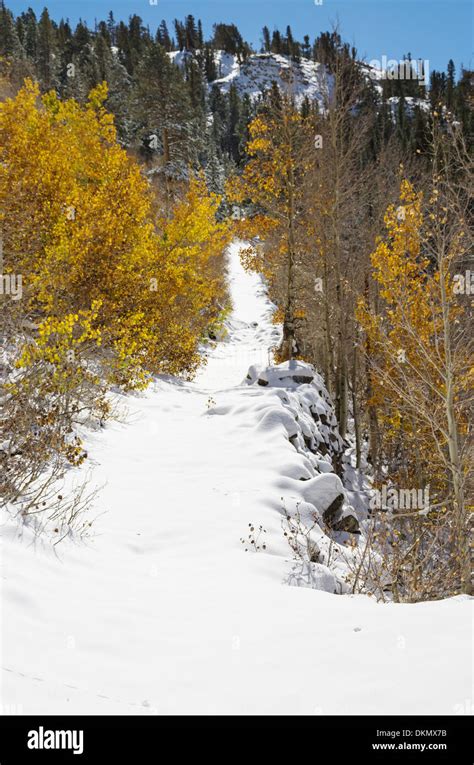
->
[210, 52, 331, 108]
[1, 242, 471, 715]
[170, 50, 332, 107]
[170, 50, 432, 118]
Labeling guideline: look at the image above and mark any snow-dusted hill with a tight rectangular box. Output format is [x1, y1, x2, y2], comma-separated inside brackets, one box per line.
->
[211, 52, 332, 108]
[171, 50, 332, 107]
[169, 50, 432, 119]
[0, 243, 471, 715]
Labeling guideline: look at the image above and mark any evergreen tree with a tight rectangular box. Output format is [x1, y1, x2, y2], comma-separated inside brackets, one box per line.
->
[410, 104, 429, 154]
[57, 18, 72, 49]
[0, 2, 23, 57]
[156, 20, 172, 52]
[213, 23, 244, 58]
[15, 13, 25, 48]
[236, 92, 253, 158]
[285, 25, 294, 58]
[116, 20, 132, 72]
[132, 43, 200, 178]
[97, 20, 111, 46]
[429, 70, 446, 110]
[262, 26, 271, 53]
[129, 14, 144, 52]
[300, 95, 311, 119]
[107, 11, 116, 45]
[271, 29, 282, 54]
[446, 58, 455, 109]
[72, 20, 90, 53]
[302, 35, 311, 59]
[184, 54, 205, 111]
[22, 7, 38, 58]
[36, 8, 58, 88]
[228, 83, 241, 163]
[203, 42, 217, 82]
[185, 15, 198, 50]
[396, 95, 408, 150]
[209, 84, 228, 154]
[174, 20, 186, 51]
[454, 68, 474, 146]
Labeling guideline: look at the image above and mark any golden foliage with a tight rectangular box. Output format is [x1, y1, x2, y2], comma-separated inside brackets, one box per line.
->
[0, 80, 230, 385]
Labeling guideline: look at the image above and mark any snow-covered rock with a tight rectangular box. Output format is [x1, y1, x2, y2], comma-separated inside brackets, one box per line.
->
[246, 360, 346, 468]
[249, 359, 315, 387]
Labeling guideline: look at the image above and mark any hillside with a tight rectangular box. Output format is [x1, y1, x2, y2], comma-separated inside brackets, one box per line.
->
[209, 51, 332, 107]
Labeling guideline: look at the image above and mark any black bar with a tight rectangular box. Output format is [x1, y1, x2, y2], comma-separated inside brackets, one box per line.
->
[0, 715, 471, 762]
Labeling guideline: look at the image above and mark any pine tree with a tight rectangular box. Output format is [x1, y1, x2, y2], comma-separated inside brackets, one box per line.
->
[302, 35, 311, 59]
[0, 2, 23, 58]
[209, 84, 229, 155]
[236, 93, 253, 157]
[197, 19, 204, 49]
[262, 26, 271, 53]
[203, 43, 217, 82]
[174, 20, 186, 51]
[185, 54, 206, 111]
[97, 20, 111, 46]
[36, 8, 58, 88]
[446, 59, 455, 109]
[185, 15, 198, 50]
[228, 83, 241, 163]
[156, 20, 172, 52]
[213, 23, 244, 57]
[132, 42, 200, 179]
[286, 25, 294, 59]
[116, 20, 132, 72]
[129, 15, 144, 53]
[454, 68, 474, 146]
[429, 70, 446, 110]
[22, 7, 38, 58]
[271, 29, 282, 55]
[106, 11, 116, 43]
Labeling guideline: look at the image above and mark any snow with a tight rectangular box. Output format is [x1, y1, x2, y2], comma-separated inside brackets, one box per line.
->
[214, 50, 240, 82]
[210, 53, 331, 108]
[387, 95, 431, 117]
[1, 242, 471, 715]
[360, 61, 431, 118]
[169, 50, 332, 108]
[169, 50, 432, 120]
[168, 49, 194, 69]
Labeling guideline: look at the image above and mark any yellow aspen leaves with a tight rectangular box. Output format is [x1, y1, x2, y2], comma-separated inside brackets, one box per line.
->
[0, 81, 230, 390]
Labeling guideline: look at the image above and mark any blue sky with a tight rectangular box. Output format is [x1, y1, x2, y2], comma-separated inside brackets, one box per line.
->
[7, 0, 473, 75]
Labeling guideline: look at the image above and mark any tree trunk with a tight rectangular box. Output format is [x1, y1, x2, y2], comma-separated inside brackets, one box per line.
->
[323, 258, 334, 396]
[352, 346, 362, 469]
[279, 123, 299, 363]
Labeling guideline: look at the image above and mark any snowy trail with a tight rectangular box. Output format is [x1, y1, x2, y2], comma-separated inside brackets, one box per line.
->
[1, 242, 471, 716]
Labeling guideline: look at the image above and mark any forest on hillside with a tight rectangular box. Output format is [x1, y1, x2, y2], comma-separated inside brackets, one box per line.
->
[0, 2, 472, 606]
